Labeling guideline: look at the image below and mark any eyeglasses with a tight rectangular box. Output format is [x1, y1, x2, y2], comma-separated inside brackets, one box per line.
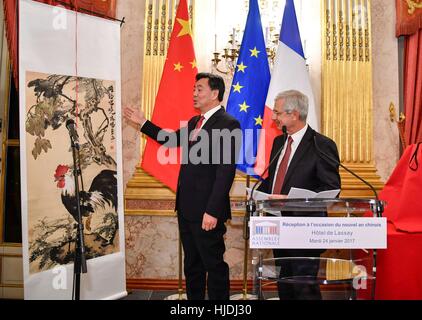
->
[272, 110, 291, 117]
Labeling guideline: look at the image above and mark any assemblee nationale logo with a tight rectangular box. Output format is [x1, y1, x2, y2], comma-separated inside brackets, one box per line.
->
[251, 220, 280, 247]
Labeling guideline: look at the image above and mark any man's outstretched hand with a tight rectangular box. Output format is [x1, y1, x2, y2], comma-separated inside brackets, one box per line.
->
[123, 106, 146, 128]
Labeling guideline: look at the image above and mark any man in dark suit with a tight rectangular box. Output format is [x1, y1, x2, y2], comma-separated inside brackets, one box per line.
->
[258, 90, 341, 300]
[124, 73, 241, 300]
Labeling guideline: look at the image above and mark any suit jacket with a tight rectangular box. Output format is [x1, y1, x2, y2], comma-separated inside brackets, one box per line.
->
[141, 107, 241, 222]
[258, 126, 341, 204]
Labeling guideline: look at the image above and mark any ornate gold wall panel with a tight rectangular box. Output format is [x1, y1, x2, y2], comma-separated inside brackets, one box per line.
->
[322, 0, 383, 197]
[125, 168, 248, 216]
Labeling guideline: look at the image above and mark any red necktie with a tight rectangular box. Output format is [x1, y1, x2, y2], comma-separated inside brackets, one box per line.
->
[190, 115, 205, 143]
[272, 136, 293, 194]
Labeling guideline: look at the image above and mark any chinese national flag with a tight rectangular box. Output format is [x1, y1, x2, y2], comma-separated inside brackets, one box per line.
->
[141, 0, 197, 192]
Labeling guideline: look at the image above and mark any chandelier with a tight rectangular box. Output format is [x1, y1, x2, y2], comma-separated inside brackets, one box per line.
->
[211, 28, 278, 76]
[211, 0, 286, 76]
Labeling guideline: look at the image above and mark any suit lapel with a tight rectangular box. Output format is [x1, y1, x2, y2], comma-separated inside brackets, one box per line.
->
[202, 107, 224, 131]
[282, 127, 313, 188]
[189, 115, 201, 132]
[188, 108, 224, 147]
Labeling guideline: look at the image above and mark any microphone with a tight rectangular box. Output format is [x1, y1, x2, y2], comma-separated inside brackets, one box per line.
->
[312, 132, 384, 217]
[243, 125, 288, 240]
[66, 119, 79, 145]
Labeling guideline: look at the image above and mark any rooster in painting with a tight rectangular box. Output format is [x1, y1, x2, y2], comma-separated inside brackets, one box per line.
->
[54, 164, 117, 233]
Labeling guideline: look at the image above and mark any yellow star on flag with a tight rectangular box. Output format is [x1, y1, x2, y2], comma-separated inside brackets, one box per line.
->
[239, 101, 250, 113]
[237, 62, 248, 73]
[174, 62, 184, 72]
[177, 18, 193, 38]
[250, 47, 260, 58]
[232, 82, 244, 93]
[190, 59, 197, 69]
[254, 115, 263, 126]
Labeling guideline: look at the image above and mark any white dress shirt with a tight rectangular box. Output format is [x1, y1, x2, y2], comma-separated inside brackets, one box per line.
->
[199, 105, 222, 128]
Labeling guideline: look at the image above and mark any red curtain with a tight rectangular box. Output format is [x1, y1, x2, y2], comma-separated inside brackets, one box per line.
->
[3, 0, 18, 88]
[32, 0, 116, 17]
[396, 0, 422, 37]
[403, 30, 422, 145]
[2, 0, 116, 89]
[396, 0, 422, 145]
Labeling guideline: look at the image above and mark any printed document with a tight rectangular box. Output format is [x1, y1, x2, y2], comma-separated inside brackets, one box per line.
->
[287, 187, 340, 199]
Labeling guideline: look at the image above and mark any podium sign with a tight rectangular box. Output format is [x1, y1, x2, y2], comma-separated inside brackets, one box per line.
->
[250, 217, 387, 249]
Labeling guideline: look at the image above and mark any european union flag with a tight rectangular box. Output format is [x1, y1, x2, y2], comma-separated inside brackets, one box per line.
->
[226, 0, 270, 176]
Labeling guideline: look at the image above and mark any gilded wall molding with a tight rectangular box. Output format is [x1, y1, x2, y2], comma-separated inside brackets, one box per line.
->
[322, 0, 383, 197]
[125, 166, 249, 216]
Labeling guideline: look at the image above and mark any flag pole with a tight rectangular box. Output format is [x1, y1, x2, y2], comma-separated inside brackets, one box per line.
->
[242, 175, 251, 299]
[231, 174, 257, 300]
[225, 0, 270, 300]
[177, 234, 185, 299]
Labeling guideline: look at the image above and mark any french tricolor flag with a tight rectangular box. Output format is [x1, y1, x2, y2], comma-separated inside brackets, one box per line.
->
[255, 0, 319, 176]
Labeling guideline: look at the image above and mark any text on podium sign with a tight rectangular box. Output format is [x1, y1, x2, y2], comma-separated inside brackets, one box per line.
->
[250, 217, 387, 249]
